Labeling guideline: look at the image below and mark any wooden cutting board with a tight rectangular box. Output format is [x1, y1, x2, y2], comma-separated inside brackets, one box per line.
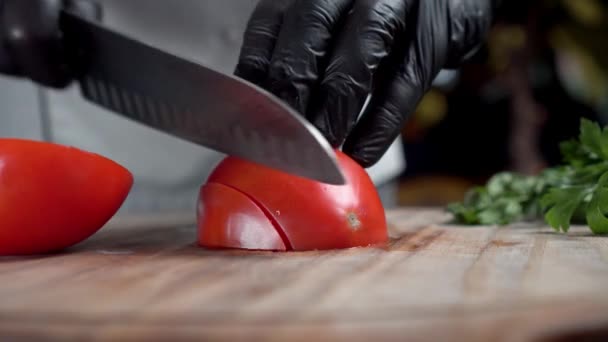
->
[1, 208, 608, 341]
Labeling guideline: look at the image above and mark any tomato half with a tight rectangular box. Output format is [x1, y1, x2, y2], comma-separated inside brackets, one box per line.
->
[197, 150, 388, 251]
[0, 139, 133, 255]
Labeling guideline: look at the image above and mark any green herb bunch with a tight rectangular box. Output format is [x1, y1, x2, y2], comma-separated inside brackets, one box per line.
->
[447, 118, 608, 234]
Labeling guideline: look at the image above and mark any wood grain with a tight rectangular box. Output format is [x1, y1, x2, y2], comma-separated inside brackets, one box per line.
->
[1, 208, 608, 341]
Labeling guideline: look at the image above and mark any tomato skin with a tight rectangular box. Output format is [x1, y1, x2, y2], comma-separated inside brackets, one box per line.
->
[198, 182, 287, 251]
[0, 139, 133, 255]
[197, 150, 388, 251]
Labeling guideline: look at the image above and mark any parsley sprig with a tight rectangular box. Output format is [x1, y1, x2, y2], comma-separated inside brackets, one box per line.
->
[447, 118, 608, 234]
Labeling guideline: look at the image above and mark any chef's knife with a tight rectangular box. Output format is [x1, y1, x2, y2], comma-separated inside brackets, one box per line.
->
[57, 10, 345, 185]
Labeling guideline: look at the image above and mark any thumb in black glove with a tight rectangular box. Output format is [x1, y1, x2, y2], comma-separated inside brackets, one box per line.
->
[235, 0, 500, 167]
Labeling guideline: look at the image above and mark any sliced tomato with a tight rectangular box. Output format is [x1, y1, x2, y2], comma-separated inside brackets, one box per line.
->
[197, 150, 388, 251]
[198, 182, 287, 251]
[0, 139, 133, 255]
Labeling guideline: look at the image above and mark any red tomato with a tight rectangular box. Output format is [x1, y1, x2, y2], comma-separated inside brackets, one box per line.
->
[0, 139, 133, 255]
[197, 150, 388, 251]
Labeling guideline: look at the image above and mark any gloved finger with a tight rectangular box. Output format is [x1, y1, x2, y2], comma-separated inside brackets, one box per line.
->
[0, 36, 22, 76]
[342, 0, 451, 167]
[343, 0, 496, 167]
[265, 0, 353, 114]
[63, 0, 102, 21]
[309, 0, 408, 147]
[442, 0, 495, 68]
[342, 45, 425, 168]
[234, 0, 292, 87]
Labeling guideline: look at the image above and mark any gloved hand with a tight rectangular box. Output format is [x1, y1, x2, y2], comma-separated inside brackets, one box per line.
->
[0, 0, 102, 88]
[235, 0, 501, 167]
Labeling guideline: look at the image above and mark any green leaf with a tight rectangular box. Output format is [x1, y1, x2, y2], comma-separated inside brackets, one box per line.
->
[463, 187, 489, 207]
[579, 118, 608, 161]
[579, 118, 603, 158]
[446, 203, 479, 224]
[560, 139, 590, 166]
[601, 127, 608, 159]
[540, 185, 590, 233]
[477, 209, 503, 225]
[504, 200, 523, 217]
[585, 172, 608, 234]
[487, 172, 514, 196]
[446, 173, 542, 226]
[476, 199, 523, 226]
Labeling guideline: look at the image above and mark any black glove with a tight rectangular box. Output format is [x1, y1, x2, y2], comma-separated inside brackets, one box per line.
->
[0, 0, 102, 88]
[235, 0, 501, 167]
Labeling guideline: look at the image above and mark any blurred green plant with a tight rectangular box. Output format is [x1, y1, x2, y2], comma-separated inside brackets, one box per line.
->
[447, 118, 608, 234]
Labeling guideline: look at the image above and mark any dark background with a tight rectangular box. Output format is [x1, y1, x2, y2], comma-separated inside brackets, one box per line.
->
[397, 0, 608, 205]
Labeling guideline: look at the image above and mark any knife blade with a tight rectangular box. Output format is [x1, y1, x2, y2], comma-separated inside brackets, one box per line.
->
[58, 10, 345, 185]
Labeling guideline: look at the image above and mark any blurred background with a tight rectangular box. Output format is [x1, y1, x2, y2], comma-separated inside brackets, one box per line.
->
[397, 0, 608, 206]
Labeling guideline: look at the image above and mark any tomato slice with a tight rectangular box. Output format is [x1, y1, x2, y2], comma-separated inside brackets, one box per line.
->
[197, 150, 388, 251]
[0, 139, 133, 255]
[198, 182, 287, 251]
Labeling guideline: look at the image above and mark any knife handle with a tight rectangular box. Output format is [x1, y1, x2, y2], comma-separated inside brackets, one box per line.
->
[0, 0, 101, 88]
